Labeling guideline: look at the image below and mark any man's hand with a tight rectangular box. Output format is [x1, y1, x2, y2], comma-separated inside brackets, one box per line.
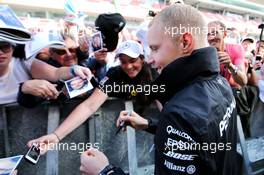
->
[22, 80, 59, 99]
[11, 170, 17, 175]
[253, 60, 262, 70]
[94, 48, 108, 63]
[27, 133, 60, 155]
[80, 149, 109, 175]
[70, 65, 92, 80]
[218, 51, 232, 68]
[116, 111, 149, 130]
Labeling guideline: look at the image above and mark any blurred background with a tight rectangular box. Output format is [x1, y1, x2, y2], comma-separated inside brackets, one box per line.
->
[0, 0, 264, 42]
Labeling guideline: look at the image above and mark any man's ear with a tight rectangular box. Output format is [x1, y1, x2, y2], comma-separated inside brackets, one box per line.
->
[181, 32, 194, 54]
[49, 49, 55, 58]
[223, 30, 227, 38]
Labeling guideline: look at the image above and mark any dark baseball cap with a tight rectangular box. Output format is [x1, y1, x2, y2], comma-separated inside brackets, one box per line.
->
[242, 37, 254, 43]
[95, 13, 126, 52]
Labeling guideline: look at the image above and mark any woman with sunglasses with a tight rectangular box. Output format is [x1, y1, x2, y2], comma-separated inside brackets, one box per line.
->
[0, 37, 92, 105]
[28, 40, 160, 153]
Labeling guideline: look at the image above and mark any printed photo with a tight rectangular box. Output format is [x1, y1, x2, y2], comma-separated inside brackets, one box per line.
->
[0, 155, 23, 175]
[91, 31, 103, 53]
[65, 77, 93, 98]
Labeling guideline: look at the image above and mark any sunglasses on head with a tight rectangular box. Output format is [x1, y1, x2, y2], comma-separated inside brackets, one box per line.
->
[52, 48, 77, 55]
[0, 42, 14, 53]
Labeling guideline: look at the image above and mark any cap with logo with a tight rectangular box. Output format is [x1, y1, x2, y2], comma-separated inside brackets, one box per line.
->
[95, 13, 126, 52]
[115, 40, 144, 59]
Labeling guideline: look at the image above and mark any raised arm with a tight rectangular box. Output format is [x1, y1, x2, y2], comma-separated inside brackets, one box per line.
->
[30, 59, 91, 82]
[27, 88, 107, 154]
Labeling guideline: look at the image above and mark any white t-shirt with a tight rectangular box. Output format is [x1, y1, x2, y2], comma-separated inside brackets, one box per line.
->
[0, 57, 34, 105]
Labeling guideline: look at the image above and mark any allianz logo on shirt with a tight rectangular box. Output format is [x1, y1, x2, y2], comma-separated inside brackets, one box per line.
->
[164, 160, 196, 174]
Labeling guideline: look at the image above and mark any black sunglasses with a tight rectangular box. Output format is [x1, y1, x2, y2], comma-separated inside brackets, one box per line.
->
[52, 48, 77, 55]
[0, 42, 14, 53]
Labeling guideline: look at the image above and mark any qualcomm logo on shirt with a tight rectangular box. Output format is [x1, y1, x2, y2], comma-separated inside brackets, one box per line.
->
[166, 125, 195, 142]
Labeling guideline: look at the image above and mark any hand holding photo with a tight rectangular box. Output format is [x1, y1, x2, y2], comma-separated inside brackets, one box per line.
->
[0, 155, 23, 175]
[65, 76, 93, 98]
[91, 31, 103, 53]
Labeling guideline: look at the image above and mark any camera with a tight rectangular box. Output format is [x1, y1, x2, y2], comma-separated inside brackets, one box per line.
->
[255, 55, 263, 70]
[256, 55, 262, 61]
[25, 143, 40, 164]
[148, 10, 157, 17]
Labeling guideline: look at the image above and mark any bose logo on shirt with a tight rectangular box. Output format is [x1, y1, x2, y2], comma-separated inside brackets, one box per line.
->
[164, 151, 198, 161]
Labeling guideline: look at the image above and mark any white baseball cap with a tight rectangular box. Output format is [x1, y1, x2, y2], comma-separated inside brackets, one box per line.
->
[25, 31, 66, 59]
[116, 40, 144, 59]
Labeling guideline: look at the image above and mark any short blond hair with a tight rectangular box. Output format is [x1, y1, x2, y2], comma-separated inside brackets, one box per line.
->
[208, 20, 226, 31]
[151, 4, 207, 49]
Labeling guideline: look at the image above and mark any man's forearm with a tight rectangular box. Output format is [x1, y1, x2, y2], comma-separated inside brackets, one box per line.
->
[55, 67, 72, 81]
[247, 69, 259, 86]
[31, 59, 75, 82]
[233, 70, 248, 86]
[54, 102, 95, 140]
[229, 64, 248, 86]
[54, 88, 107, 140]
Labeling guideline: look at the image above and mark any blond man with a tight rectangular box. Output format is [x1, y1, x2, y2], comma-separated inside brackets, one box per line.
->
[80, 4, 241, 175]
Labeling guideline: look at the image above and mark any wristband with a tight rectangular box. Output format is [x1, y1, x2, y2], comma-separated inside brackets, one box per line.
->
[53, 132, 61, 142]
[99, 165, 115, 175]
[147, 118, 156, 129]
[70, 65, 77, 77]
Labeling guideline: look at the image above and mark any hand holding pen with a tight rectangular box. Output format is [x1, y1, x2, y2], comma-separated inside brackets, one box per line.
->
[116, 111, 149, 135]
[115, 111, 132, 135]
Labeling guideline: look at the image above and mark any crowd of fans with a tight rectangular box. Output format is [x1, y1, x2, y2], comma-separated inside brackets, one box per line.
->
[1, 2, 264, 175]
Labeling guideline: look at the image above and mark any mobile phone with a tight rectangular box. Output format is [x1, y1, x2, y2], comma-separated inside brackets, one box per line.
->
[256, 55, 262, 61]
[25, 143, 40, 164]
[148, 10, 157, 17]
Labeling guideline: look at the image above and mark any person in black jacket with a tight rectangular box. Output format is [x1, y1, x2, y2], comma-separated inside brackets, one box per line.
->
[80, 4, 242, 175]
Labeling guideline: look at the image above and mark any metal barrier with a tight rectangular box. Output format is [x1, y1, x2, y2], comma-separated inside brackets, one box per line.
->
[88, 98, 157, 174]
[236, 96, 264, 175]
[0, 99, 158, 175]
[2, 97, 264, 175]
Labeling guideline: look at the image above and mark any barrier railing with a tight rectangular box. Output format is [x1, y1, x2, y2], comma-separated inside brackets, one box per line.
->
[0, 99, 157, 175]
[2, 97, 264, 175]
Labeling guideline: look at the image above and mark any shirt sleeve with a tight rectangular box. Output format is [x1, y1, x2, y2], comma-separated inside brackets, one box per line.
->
[97, 68, 118, 96]
[23, 57, 35, 71]
[228, 44, 245, 66]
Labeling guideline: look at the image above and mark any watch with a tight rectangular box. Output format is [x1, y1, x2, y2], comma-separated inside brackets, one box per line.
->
[99, 165, 115, 175]
[230, 65, 238, 75]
